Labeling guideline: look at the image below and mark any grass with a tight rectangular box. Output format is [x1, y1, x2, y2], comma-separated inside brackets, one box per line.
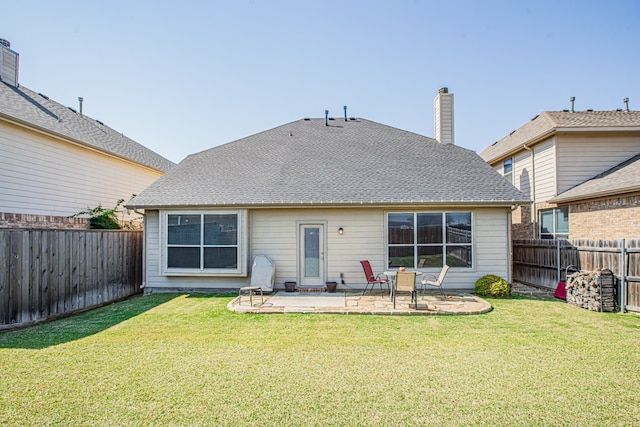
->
[1, 294, 639, 426]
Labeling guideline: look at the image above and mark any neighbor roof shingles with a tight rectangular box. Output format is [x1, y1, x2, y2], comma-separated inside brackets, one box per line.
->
[0, 82, 174, 172]
[480, 110, 640, 163]
[129, 118, 529, 208]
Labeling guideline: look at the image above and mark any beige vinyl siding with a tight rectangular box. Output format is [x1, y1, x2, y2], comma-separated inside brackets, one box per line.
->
[556, 133, 640, 194]
[532, 138, 557, 201]
[143, 207, 512, 292]
[451, 208, 511, 287]
[513, 150, 532, 199]
[0, 122, 163, 218]
[251, 208, 385, 288]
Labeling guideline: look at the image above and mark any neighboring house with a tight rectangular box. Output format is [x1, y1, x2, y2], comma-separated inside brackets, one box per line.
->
[0, 40, 174, 228]
[480, 109, 640, 240]
[128, 89, 529, 293]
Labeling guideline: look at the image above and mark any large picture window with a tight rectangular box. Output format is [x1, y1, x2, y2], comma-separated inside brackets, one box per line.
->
[163, 210, 247, 275]
[388, 212, 473, 269]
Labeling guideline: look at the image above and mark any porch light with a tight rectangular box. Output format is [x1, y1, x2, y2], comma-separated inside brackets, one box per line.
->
[338, 227, 344, 235]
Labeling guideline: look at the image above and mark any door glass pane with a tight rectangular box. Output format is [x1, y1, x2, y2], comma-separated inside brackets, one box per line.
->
[168, 215, 201, 245]
[417, 213, 442, 244]
[446, 213, 472, 243]
[304, 227, 320, 277]
[388, 213, 414, 244]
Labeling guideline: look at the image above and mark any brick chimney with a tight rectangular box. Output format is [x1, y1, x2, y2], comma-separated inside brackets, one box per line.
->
[434, 87, 454, 144]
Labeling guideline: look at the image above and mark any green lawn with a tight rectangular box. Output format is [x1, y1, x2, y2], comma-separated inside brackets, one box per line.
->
[1, 294, 639, 426]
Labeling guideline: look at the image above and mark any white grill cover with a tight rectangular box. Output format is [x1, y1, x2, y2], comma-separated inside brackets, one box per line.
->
[250, 255, 275, 292]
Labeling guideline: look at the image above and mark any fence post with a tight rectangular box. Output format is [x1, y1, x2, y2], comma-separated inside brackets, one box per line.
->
[556, 239, 561, 283]
[620, 239, 626, 313]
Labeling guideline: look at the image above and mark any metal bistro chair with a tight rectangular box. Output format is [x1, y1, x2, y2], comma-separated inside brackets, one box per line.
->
[421, 265, 450, 300]
[360, 260, 390, 296]
[394, 271, 417, 309]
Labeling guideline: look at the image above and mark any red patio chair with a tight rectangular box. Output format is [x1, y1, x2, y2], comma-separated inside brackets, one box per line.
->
[360, 260, 390, 295]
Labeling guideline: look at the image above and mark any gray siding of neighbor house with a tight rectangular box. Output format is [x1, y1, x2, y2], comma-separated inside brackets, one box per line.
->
[142, 207, 511, 292]
[556, 134, 640, 195]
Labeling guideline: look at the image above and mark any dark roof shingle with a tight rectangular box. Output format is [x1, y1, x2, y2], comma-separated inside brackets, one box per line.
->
[130, 118, 528, 208]
[0, 82, 174, 172]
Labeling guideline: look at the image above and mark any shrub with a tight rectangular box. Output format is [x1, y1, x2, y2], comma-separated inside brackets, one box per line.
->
[475, 274, 511, 297]
[71, 196, 140, 230]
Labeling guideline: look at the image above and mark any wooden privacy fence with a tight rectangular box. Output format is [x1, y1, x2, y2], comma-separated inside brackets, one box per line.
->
[513, 239, 640, 313]
[0, 229, 143, 328]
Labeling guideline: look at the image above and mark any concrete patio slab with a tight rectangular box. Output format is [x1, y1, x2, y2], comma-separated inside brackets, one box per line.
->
[228, 291, 492, 315]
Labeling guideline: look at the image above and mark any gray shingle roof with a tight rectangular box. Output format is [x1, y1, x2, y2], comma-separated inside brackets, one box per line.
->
[0, 82, 174, 172]
[129, 118, 529, 208]
[480, 110, 640, 163]
[551, 153, 640, 203]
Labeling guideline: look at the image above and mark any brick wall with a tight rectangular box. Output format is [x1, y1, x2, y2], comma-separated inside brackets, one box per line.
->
[568, 193, 640, 240]
[511, 205, 535, 239]
[0, 212, 90, 229]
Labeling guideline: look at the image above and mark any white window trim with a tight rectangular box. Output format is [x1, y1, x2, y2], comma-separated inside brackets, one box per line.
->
[385, 211, 475, 270]
[538, 207, 569, 240]
[160, 209, 248, 277]
[503, 158, 514, 184]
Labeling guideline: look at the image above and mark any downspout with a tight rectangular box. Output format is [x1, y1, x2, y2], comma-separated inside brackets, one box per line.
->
[523, 144, 536, 238]
[508, 204, 518, 284]
[134, 208, 146, 290]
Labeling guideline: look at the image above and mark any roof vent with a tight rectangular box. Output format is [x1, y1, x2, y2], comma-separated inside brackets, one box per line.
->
[569, 96, 575, 113]
[624, 97, 630, 112]
[0, 39, 19, 87]
[343, 105, 347, 122]
[38, 92, 49, 100]
[325, 110, 329, 126]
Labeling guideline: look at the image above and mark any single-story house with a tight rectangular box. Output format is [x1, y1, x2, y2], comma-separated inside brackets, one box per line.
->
[128, 89, 529, 293]
[0, 39, 174, 228]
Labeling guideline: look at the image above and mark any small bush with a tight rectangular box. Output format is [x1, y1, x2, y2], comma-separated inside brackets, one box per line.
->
[475, 274, 511, 297]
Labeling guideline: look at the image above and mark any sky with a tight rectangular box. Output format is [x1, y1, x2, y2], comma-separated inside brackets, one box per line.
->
[3, 0, 639, 163]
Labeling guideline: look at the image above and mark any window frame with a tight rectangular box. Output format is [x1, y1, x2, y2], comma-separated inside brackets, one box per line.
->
[538, 207, 569, 239]
[160, 209, 248, 276]
[386, 211, 474, 270]
[503, 158, 514, 184]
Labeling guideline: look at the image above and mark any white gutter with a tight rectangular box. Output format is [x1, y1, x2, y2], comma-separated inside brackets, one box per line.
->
[133, 208, 147, 290]
[522, 143, 536, 238]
